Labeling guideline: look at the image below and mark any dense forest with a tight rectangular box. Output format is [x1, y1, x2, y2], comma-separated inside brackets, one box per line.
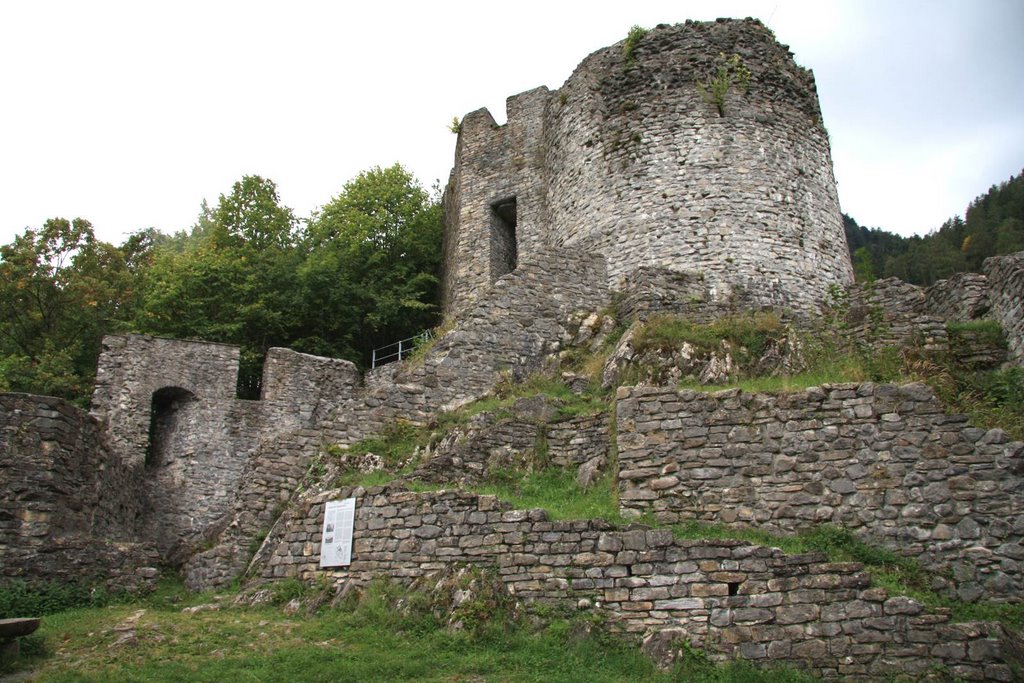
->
[2, 167, 1022, 406]
[845, 171, 1024, 284]
[0, 165, 443, 403]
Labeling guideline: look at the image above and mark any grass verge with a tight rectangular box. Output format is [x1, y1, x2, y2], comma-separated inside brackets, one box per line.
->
[2, 575, 816, 682]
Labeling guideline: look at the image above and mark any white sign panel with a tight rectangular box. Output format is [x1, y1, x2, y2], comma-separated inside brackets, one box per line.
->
[319, 498, 356, 568]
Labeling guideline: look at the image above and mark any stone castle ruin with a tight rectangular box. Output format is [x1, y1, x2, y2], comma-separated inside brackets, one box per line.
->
[2, 19, 1024, 679]
[443, 18, 852, 317]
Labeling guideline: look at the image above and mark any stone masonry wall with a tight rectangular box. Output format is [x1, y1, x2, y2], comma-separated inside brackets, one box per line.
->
[261, 347, 361, 419]
[616, 383, 1024, 603]
[924, 272, 991, 321]
[0, 393, 159, 590]
[141, 398, 266, 564]
[90, 335, 240, 467]
[183, 246, 611, 589]
[847, 251, 1024, 365]
[251, 486, 1014, 681]
[985, 251, 1024, 364]
[444, 19, 854, 318]
[851, 278, 949, 352]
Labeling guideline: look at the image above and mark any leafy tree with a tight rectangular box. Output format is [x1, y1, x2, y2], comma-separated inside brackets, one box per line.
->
[213, 175, 297, 250]
[301, 164, 443, 366]
[0, 218, 138, 403]
[135, 175, 303, 397]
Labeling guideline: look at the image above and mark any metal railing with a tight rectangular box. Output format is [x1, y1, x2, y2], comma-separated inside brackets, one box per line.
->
[370, 330, 433, 369]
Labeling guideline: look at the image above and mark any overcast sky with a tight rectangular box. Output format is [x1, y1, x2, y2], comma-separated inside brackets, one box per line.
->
[1, 0, 1022, 246]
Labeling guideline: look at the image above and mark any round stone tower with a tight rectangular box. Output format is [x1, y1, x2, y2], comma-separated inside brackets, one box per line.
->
[442, 18, 853, 317]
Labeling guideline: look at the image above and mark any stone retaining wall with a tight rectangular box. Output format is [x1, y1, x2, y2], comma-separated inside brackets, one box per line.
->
[252, 486, 1014, 680]
[616, 383, 1024, 602]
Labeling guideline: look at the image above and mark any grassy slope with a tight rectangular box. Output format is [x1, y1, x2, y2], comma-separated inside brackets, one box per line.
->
[4, 579, 812, 682]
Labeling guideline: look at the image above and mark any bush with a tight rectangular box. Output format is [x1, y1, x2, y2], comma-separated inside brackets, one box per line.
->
[0, 579, 112, 618]
[623, 25, 648, 64]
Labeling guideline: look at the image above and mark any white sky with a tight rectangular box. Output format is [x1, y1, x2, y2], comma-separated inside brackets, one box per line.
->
[1, 0, 1022, 245]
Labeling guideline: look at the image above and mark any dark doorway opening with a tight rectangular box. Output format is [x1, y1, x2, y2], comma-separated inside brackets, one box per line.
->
[146, 386, 196, 468]
[490, 196, 518, 280]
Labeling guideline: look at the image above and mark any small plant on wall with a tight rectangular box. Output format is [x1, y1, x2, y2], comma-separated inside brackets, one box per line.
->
[697, 52, 752, 116]
[623, 25, 648, 65]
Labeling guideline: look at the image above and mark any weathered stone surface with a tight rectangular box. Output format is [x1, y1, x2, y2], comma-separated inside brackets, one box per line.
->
[617, 382, 1024, 601]
[252, 485, 1013, 679]
[0, 393, 159, 591]
[442, 19, 852, 319]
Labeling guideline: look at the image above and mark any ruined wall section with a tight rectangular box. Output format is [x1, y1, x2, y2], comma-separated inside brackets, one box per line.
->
[442, 87, 550, 315]
[924, 272, 991, 321]
[985, 251, 1024, 364]
[184, 247, 611, 589]
[251, 486, 1014, 680]
[616, 383, 1024, 602]
[847, 251, 1024, 366]
[90, 335, 240, 467]
[0, 393, 159, 590]
[326, 246, 609, 442]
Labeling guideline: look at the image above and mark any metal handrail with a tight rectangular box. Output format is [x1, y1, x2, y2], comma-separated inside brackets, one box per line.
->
[370, 330, 433, 369]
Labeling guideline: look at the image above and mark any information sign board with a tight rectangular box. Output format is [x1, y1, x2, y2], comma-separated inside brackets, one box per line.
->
[319, 498, 355, 567]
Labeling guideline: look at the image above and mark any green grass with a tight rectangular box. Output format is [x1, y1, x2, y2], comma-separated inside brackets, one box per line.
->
[947, 319, 1007, 348]
[0, 578, 118, 619]
[1, 575, 815, 682]
[631, 312, 782, 357]
[475, 467, 624, 523]
[679, 357, 866, 394]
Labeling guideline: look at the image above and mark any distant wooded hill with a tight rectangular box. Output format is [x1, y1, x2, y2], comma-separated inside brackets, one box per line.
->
[845, 170, 1024, 285]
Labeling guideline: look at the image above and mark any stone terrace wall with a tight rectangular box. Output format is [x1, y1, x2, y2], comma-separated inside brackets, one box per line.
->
[410, 409, 610, 486]
[985, 251, 1024, 364]
[616, 383, 1024, 602]
[251, 486, 1014, 680]
[0, 393, 159, 590]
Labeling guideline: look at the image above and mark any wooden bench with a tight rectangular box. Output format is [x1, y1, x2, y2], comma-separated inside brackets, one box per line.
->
[0, 618, 41, 657]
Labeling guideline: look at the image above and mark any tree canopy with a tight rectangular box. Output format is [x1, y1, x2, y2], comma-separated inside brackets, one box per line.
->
[0, 165, 442, 403]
